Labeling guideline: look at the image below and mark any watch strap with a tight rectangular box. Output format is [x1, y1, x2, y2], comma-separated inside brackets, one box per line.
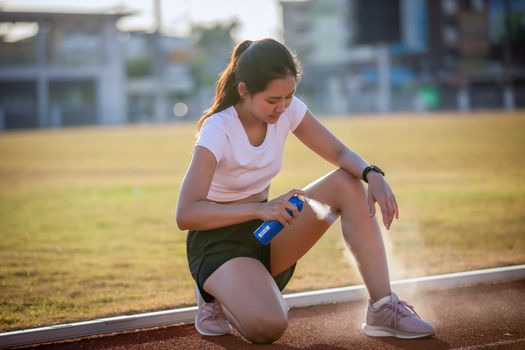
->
[362, 165, 385, 183]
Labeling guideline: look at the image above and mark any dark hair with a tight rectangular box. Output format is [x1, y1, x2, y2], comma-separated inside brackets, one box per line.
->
[197, 38, 302, 131]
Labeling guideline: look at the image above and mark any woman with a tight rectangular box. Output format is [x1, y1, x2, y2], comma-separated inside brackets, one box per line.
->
[176, 38, 435, 344]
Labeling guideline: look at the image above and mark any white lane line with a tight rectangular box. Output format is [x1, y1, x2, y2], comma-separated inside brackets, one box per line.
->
[450, 338, 525, 350]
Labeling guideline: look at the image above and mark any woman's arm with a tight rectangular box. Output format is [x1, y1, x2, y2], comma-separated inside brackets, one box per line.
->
[176, 146, 306, 231]
[176, 146, 259, 230]
[293, 111, 399, 229]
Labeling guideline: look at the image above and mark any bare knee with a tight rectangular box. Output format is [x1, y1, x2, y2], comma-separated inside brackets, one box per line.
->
[330, 168, 365, 203]
[241, 313, 288, 344]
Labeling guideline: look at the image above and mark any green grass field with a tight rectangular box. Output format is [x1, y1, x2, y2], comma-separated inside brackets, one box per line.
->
[1, 112, 524, 332]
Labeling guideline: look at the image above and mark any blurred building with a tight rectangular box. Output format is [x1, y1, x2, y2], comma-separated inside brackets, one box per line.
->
[124, 31, 194, 122]
[281, 0, 427, 114]
[0, 9, 196, 130]
[426, 0, 525, 110]
[0, 10, 129, 129]
[281, 0, 354, 114]
[280, 0, 525, 114]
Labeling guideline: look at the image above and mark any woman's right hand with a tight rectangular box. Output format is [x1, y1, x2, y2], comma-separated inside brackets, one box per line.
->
[258, 189, 308, 227]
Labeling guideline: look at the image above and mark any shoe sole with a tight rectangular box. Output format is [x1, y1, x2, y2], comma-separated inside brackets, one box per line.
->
[194, 315, 233, 337]
[362, 323, 434, 339]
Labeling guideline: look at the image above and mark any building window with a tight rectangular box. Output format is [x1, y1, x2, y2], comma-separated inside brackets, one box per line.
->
[471, 0, 485, 12]
[0, 22, 38, 66]
[442, 0, 458, 15]
[443, 25, 459, 46]
[49, 20, 103, 66]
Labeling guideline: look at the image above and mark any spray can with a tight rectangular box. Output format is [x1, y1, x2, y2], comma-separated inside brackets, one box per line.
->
[253, 195, 304, 245]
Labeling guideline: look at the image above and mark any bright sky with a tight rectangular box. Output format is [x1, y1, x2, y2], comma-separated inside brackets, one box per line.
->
[1, 0, 281, 40]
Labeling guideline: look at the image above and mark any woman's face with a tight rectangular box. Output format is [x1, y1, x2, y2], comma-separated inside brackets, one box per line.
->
[241, 75, 297, 124]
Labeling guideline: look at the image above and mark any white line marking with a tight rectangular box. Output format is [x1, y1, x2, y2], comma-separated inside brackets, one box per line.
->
[450, 338, 525, 350]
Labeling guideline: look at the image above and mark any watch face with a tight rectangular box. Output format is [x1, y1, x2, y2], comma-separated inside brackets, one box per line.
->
[371, 165, 384, 176]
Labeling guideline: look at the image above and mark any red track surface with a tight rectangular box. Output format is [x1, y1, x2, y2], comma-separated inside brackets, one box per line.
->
[17, 280, 525, 350]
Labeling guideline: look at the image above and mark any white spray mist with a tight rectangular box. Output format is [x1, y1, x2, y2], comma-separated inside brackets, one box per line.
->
[298, 195, 337, 222]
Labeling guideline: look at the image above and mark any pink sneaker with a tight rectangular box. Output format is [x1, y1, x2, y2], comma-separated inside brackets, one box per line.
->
[362, 292, 435, 339]
[194, 286, 234, 336]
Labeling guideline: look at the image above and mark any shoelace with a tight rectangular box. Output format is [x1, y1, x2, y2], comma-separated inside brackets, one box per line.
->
[390, 299, 420, 329]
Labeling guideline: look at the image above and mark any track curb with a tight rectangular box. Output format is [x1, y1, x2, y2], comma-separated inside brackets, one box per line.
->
[1, 264, 524, 348]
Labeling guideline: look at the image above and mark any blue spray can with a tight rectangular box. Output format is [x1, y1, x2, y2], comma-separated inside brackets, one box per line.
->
[253, 195, 304, 245]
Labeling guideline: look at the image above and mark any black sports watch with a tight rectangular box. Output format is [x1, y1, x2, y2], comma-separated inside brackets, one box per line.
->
[362, 165, 385, 183]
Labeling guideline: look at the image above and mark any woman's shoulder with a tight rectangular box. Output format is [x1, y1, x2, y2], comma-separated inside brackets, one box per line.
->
[290, 95, 307, 110]
[203, 106, 237, 128]
[282, 95, 308, 131]
[198, 107, 239, 143]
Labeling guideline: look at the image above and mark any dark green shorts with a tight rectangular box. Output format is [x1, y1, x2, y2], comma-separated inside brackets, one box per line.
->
[186, 218, 296, 303]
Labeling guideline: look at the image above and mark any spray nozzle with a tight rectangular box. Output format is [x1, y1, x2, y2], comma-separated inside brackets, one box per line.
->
[297, 194, 309, 203]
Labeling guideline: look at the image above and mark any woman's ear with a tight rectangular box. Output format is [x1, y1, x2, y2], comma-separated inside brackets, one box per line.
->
[237, 82, 249, 100]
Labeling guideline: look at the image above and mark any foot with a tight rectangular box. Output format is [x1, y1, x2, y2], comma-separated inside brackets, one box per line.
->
[362, 292, 435, 339]
[194, 286, 234, 336]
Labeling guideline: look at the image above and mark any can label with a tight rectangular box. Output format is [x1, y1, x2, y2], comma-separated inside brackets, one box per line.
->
[256, 225, 271, 239]
[253, 195, 304, 245]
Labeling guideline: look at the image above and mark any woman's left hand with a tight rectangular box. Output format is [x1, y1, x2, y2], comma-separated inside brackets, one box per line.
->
[366, 172, 399, 230]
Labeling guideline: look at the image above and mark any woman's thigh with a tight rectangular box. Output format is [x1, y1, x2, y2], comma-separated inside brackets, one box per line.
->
[270, 168, 371, 275]
[203, 257, 288, 342]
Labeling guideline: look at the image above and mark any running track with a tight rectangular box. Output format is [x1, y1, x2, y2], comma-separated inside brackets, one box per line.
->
[14, 280, 525, 350]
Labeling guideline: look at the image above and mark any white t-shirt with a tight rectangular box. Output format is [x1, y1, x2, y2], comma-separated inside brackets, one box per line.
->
[195, 96, 308, 202]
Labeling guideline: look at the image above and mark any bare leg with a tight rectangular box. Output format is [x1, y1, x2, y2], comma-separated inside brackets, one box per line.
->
[203, 257, 288, 344]
[202, 169, 391, 343]
[271, 169, 391, 302]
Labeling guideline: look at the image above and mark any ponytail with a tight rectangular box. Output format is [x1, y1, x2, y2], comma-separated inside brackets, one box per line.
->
[197, 40, 253, 131]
